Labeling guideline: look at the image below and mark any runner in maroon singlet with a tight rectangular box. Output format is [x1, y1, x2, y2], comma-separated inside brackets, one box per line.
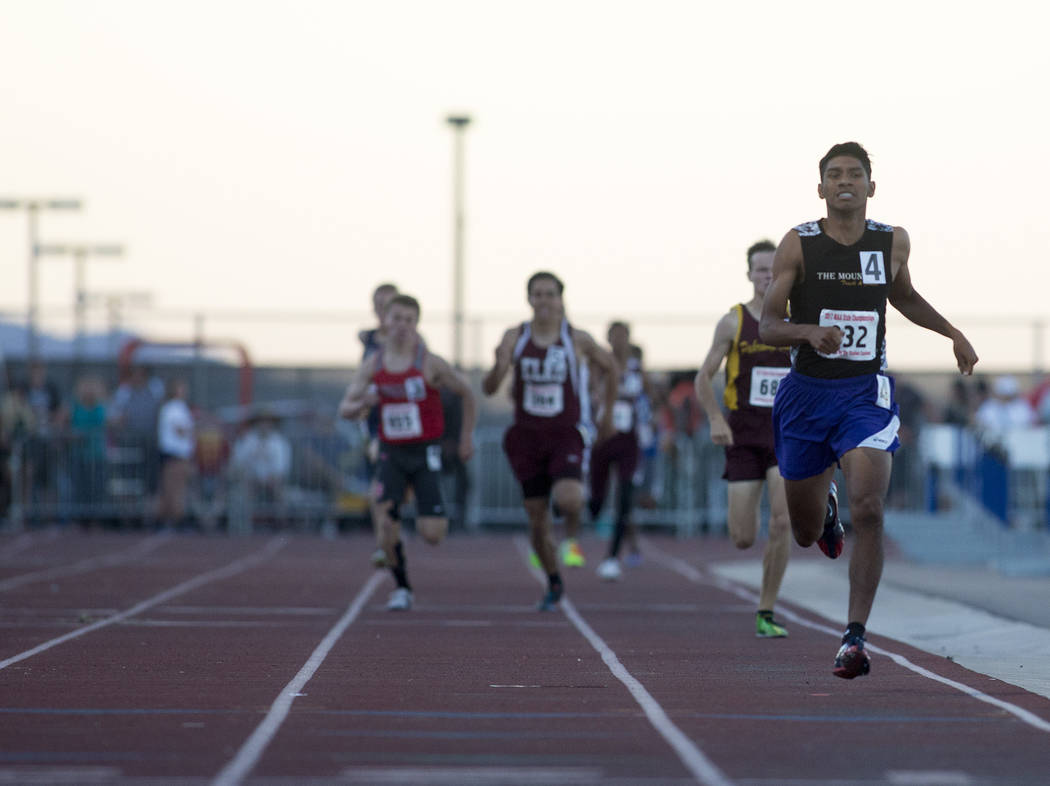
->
[340, 295, 477, 611]
[695, 240, 792, 638]
[588, 321, 657, 582]
[482, 272, 617, 610]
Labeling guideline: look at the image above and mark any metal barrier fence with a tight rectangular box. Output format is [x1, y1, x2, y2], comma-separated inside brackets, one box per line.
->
[2, 422, 1047, 534]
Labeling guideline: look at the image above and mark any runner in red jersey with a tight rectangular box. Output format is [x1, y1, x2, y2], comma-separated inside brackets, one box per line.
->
[483, 272, 617, 610]
[340, 295, 477, 611]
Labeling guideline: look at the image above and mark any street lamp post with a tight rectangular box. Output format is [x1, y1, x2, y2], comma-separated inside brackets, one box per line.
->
[445, 114, 472, 369]
[36, 242, 125, 368]
[0, 197, 83, 361]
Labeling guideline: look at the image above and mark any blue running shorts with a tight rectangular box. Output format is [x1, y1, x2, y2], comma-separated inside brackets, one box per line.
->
[772, 370, 900, 481]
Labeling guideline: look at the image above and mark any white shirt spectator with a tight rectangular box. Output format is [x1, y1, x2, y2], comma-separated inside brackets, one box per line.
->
[231, 423, 291, 484]
[975, 375, 1035, 446]
[158, 398, 195, 459]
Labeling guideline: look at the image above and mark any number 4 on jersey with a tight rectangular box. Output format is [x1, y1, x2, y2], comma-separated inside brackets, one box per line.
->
[860, 251, 886, 285]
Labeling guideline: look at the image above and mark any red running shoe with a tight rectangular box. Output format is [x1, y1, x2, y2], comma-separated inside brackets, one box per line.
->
[833, 634, 871, 679]
[817, 480, 844, 559]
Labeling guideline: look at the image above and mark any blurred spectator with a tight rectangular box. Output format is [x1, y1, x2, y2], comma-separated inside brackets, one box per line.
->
[942, 378, 974, 426]
[69, 376, 109, 524]
[24, 361, 64, 507]
[440, 386, 470, 529]
[156, 379, 195, 529]
[1, 374, 34, 520]
[1038, 384, 1050, 425]
[661, 371, 705, 446]
[888, 376, 927, 508]
[974, 375, 1036, 448]
[193, 412, 229, 532]
[229, 410, 291, 529]
[110, 365, 163, 497]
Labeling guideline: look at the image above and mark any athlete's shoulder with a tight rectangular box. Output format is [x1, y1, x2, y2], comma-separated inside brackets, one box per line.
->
[865, 219, 894, 233]
[793, 220, 823, 237]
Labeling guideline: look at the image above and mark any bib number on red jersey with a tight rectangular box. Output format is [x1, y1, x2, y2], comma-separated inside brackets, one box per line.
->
[817, 309, 878, 362]
[524, 383, 564, 417]
[382, 402, 423, 439]
[749, 366, 789, 407]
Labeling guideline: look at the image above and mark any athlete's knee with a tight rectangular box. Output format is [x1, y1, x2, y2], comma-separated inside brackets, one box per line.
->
[552, 480, 584, 513]
[417, 516, 448, 545]
[849, 493, 885, 531]
[768, 510, 792, 542]
[729, 525, 755, 550]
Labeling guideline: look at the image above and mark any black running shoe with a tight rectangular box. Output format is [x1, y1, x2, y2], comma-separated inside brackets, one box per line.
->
[538, 580, 563, 611]
[817, 480, 844, 559]
[833, 633, 870, 679]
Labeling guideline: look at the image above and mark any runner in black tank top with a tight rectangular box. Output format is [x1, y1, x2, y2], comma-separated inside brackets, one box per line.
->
[759, 142, 978, 679]
[483, 272, 618, 610]
[695, 240, 793, 638]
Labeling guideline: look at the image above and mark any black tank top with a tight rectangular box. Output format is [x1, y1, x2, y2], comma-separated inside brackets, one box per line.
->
[724, 304, 790, 446]
[789, 219, 894, 378]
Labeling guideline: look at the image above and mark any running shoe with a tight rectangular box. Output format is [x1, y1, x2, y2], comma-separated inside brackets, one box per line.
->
[755, 613, 788, 638]
[597, 557, 622, 581]
[371, 547, 388, 568]
[528, 549, 542, 569]
[833, 633, 871, 679]
[386, 588, 413, 611]
[537, 581, 563, 611]
[817, 480, 844, 559]
[560, 539, 586, 568]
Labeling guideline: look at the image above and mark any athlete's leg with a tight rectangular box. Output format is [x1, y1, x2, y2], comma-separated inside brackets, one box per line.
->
[726, 480, 763, 549]
[552, 477, 585, 541]
[782, 465, 838, 546]
[760, 468, 791, 612]
[523, 495, 557, 573]
[839, 447, 892, 626]
[416, 516, 448, 545]
[587, 441, 612, 521]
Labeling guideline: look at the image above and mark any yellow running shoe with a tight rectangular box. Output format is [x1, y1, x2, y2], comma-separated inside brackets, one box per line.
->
[560, 539, 586, 568]
[529, 549, 542, 569]
[755, 612, 788, 638]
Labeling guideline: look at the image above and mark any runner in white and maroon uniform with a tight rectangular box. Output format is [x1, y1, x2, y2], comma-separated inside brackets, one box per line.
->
[340, 295, 477, 611]
[483, 272, 617, 610]
[588, 321, 656, 582]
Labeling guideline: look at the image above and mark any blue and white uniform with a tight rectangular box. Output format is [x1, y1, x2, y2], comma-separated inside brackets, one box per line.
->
[773, 219, 901, 480]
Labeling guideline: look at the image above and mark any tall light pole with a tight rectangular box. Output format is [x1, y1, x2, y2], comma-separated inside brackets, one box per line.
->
[0, 197, 83, 361]
[446, 114, 472, 369]
[36, 242, 125, 368]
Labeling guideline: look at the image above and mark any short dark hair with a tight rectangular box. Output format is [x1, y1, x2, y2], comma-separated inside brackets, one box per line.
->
[746, 240, 776, 271]
[373, 283, 398, 298]
[819, 141, 872, 179]
[386, 294, 420, 317]
[527, 271, 564, 296]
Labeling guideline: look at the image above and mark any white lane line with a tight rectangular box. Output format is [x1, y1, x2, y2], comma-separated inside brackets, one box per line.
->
[0, 537, 288, 671]
[0, 532, 173, 592]
[513, 537, 734, 786]
[211, 569, 386, 786]
[643, 541, 1050, 735]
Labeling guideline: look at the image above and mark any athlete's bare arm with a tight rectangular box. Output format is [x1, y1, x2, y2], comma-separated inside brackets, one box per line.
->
[575, 329, 618, 440]
[426, 354, 478, 460]
[759, 230, 843, 355]
[695, 309, 739, 447]
[482, 327, 520, 396]
[337, 356, 379, 420]
[887, 227, 979, 375]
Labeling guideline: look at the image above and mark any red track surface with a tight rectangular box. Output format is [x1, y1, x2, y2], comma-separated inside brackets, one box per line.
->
[1, 529, 1049, 785]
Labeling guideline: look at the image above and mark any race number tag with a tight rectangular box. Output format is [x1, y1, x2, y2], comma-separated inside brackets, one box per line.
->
[612, 400, 634, 432]
[859, 251, 887, 285]
[875, 374, 892, 409]
[381, 402, 423, 439]
[523, 383, 564, 417]
[817, 309, 878, 361]
[749, 366, 789, 407]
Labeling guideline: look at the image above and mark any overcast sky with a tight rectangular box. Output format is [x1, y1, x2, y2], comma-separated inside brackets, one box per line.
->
[2, 0, 1048, 372]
